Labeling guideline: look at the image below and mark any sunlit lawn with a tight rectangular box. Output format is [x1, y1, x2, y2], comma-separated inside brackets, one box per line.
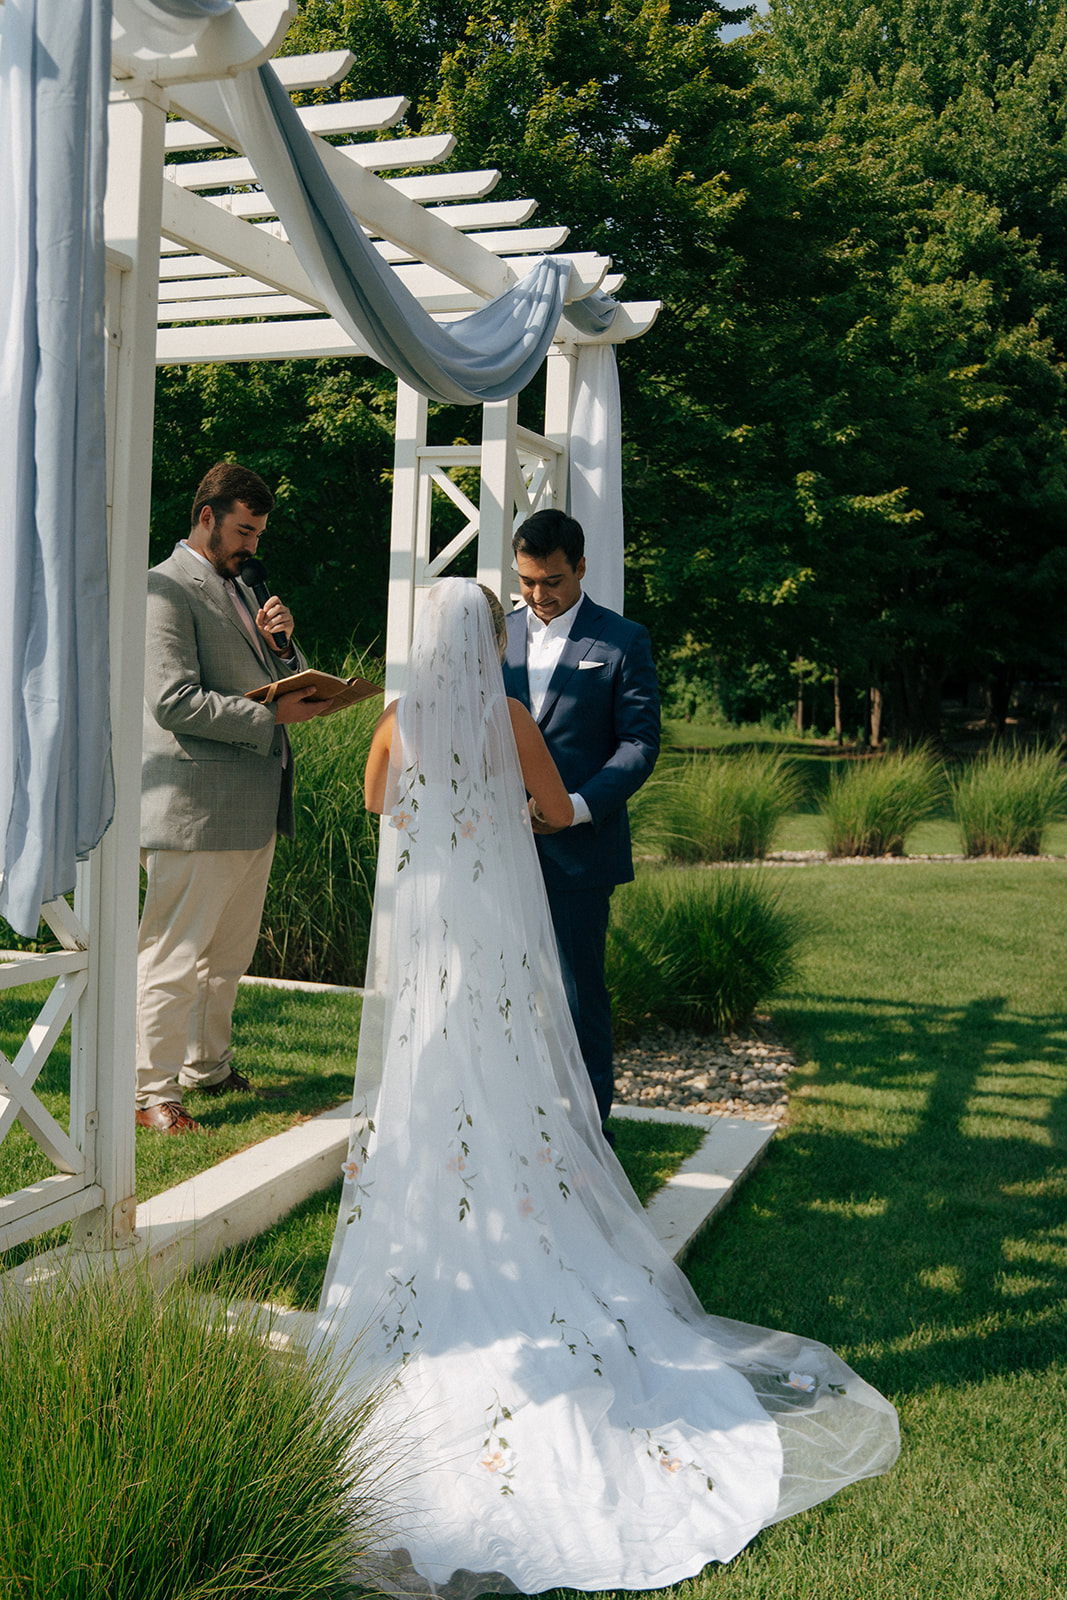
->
[0, 983, 363, 1270]
[4, 851, 1066, 1595]
[622, 860, 1067, 1600]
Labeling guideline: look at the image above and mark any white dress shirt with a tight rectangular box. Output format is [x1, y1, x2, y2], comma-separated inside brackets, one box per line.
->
[524, 601, 592, 827]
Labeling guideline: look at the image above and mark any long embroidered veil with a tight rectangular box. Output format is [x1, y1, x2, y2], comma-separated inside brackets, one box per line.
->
[316, 578, 898, 1597]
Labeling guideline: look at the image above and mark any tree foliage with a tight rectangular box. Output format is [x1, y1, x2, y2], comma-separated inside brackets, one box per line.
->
[151, 0, 1067, 734]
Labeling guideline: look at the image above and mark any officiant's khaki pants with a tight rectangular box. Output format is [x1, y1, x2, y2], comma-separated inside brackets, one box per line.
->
[135, 840, 275, 1107]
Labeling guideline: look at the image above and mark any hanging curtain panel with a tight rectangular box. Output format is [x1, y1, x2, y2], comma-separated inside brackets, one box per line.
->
[569, 343, 625, 616]
[0, 0, 114, 937]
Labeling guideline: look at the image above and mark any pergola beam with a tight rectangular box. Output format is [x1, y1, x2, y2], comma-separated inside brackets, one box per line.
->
[270, 50, 356, 90]
[167, 79, 520, 300]
[168, 132, 457, 189]
[157, 226, 571, 283]
[161, 180, 323, 304]
[165, 94, 409, 150]
[155, 301, 661, 367]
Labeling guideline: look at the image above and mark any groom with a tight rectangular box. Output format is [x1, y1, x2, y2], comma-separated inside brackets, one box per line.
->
[502, 509, 660, 1129]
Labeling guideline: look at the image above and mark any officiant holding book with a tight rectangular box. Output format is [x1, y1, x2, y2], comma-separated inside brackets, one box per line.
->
[135, 462, 325, 1134]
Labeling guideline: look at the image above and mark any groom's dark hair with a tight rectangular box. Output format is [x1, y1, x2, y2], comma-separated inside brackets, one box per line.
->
[513, 509, 584, 570]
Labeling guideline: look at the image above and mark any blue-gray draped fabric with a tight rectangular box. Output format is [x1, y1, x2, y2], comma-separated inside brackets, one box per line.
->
[0, 0, 114, 937]
[212, 62, 614, 405]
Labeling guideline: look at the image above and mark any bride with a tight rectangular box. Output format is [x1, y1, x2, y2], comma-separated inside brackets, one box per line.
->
[315, 577, 898, 1596]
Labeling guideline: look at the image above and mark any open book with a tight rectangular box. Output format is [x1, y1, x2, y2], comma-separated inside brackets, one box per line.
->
[246, 668, 381, 714]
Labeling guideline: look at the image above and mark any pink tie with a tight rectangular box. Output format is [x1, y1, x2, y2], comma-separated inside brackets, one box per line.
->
[227, 580, 289, 767]
[226, 580, 266, 660]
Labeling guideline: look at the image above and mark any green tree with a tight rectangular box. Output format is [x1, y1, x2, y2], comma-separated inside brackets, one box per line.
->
[152, 0, 1067, 736]
[152, 358, 397, 661]
[743, 0, 1067, 735]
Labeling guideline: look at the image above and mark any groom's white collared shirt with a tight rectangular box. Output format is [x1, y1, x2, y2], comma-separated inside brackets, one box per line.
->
[524, 601, 593, 827]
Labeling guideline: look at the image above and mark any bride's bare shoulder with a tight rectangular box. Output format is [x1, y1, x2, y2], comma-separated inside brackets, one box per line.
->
[364, 700, 398, 812]
[506, 697, 535, 730]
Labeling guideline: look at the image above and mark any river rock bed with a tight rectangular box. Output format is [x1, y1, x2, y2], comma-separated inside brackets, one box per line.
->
[613, 1015, 797, 1121]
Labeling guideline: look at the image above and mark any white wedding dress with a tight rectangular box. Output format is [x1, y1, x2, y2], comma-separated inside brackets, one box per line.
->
[316, 579, 898, 1596]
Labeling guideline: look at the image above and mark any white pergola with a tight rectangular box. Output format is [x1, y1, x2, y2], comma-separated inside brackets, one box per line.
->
[0, 0, 658, 1261]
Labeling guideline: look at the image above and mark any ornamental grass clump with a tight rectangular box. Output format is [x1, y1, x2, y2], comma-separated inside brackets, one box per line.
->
[636, 750, 802, 862]
[950, 745, 1067, 857]
[255, 646, 384, 987]
[0, 1266, 393, 1600]
[606, 866, 803, 1038]
[820, 747, 944, 857]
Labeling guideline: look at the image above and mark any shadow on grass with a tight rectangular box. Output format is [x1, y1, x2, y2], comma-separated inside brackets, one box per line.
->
[684, 991, 1067, 1403]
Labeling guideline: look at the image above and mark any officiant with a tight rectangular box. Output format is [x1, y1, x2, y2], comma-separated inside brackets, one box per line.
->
[135, 462, 322, 1134]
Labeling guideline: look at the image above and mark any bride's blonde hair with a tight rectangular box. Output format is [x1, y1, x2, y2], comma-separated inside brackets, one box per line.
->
[478, 583, 508, 657]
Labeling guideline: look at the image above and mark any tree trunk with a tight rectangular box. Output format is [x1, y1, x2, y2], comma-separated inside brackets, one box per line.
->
[870, 686, 884, 748]
[833, 666, 843, 746]
[987, 666, 1015, 735]
[795, 656, 804, 734]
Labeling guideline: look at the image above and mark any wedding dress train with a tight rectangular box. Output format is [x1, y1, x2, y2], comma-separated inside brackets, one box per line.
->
[315, 579, 898, 1596]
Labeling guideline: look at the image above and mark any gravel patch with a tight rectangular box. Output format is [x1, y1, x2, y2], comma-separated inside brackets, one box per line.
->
[613, 1015, 797, 1122]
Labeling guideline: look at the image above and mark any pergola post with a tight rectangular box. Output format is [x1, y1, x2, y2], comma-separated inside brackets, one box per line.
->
[544, 342, 577, 521]
[69, 81, 170, 1249]
[385, 380, 430, 696]
[476, 396, 520, 604]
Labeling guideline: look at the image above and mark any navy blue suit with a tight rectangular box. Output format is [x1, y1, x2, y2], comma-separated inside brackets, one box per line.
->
[503, 594, 660, 1121]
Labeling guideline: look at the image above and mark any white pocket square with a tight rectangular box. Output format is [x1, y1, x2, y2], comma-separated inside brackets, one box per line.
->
[578, 660, 605, 670]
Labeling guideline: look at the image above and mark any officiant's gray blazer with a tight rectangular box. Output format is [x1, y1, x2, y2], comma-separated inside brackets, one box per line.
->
[141, 543, 305, 852]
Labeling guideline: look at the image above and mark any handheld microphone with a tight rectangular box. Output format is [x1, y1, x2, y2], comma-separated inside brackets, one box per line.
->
[239, 557, 289, 654]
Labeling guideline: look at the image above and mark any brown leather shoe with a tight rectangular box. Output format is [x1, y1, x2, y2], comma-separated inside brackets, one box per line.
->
[197, 1068, 253, 1097]
[135, 1101, 203, 1134]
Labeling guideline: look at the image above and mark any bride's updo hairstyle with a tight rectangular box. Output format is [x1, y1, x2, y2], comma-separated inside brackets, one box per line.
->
[477, 583, 507, 658]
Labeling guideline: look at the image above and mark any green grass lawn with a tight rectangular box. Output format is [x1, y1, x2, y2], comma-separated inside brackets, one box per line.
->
[0, 983, 364, 1270]
[5, 854, 1066, 1594]
[662, 859, 1067, 1600]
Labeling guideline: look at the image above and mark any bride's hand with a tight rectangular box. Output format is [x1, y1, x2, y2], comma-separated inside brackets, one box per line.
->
[529, 800, 567, 834]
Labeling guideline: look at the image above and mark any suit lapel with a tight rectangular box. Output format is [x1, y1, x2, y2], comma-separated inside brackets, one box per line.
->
[174, 545, 276, 676]
[504, 612, 532, 710]
[537, 595, 603, 728]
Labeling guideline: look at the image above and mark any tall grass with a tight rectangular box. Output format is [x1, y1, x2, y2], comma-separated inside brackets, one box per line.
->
[0, 1265, 394, 1600]
[254, 648, 384, 986]
[606, 866, 803, 1038]
[632, 750, 802, 862]
[950, 744, 1067, 856]
[819, 747, 943, 856]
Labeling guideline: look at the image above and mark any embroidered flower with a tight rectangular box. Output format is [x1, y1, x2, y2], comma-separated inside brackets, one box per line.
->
[480, 1450, 508, 1474]
[659, 1455, 683, 1475]
[518, 1196, 534, 1218]
[459, 819, 477, 839]
[785, 1371, 817, 1392]
[447, 1155, 467, 1174]
[537, 1145, 553, 1165]
[390, 810, 413, 831]
[341, 1158, 361, 1182]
